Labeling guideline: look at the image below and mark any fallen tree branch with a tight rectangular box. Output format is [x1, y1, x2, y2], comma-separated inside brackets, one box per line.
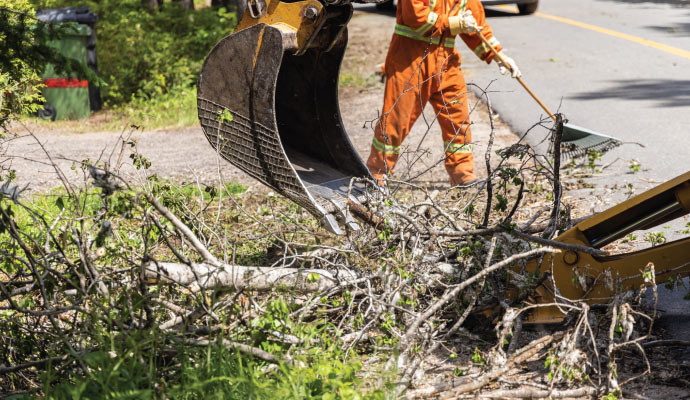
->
[146, 194, 220, 266]
[478, 387, 600, 398]
[401, 247, 558, 346]
[407, 332, 564, 399]
[184, 338, 292, 366]
[0, 354, 72, 375]
[144, 262, 358, 292]
[642, 340, 690, 348]
[347, 199, 384, 227]
[448, 333, 562, 396]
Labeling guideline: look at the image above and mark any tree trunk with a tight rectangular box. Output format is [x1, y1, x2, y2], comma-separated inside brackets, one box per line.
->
[142, 0, 159, 9]
[175, 0, 195, 10]
[211, 0, 232, 7]
[144, 262, 359, 292]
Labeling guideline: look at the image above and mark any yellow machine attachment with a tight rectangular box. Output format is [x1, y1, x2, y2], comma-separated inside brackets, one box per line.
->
[524, 170, 690, 324]
[197, 0, 380, 235]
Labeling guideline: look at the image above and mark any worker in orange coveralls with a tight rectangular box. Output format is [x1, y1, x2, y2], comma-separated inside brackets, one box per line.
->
[366, 0, 521, 186]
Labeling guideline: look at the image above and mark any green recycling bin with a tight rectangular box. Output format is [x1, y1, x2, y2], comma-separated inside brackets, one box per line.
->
[41, 23, 91, 120]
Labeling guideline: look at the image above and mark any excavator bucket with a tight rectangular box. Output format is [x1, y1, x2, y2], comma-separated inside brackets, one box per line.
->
[197, 0, 374, 234]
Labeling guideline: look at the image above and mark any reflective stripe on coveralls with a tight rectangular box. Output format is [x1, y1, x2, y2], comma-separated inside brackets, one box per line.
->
[393, 0, 460, 48]
[444, 141, 473, 153]
[473, 36, 500, 59]
[393, 25, 458, 48]
[394, 25, 442, 44]
[372, 136, 401, 154]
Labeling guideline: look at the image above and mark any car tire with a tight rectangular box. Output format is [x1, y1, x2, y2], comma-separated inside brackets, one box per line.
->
[375, 0, 395, 11]
[517, 1, 538, 15]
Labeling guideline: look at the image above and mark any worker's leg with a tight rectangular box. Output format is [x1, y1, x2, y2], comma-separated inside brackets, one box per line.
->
[366, 62, 429, 183]
[429, 62, 477, 186]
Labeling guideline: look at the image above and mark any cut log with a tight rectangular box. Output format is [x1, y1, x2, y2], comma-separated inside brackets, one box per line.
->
[143, 262, 358, 292]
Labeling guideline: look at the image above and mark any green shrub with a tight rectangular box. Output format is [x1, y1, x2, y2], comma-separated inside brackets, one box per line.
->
[1, 0, 94, 129]
[110, 84, 198, 129]
[37, 314, 376, 399]
[31, 0, 237, 106]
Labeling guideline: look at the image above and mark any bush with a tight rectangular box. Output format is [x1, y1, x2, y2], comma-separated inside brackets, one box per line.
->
[36, 307, 372, 399]
[111, 85, 198, 129]
[31, 0, 237, 106]
[1, 0, 92, 129]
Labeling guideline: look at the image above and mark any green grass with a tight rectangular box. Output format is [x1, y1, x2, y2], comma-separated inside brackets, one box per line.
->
[109, 85, 199, 130]
[173, 181, 248, 200]
[21, 86, 199, 133]
[35, 331, 372, 399]
[338, 72, 380, 89]
[8, 298, 385, 400]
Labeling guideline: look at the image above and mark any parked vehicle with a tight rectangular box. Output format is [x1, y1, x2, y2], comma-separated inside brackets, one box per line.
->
[481, 0, 538, 15]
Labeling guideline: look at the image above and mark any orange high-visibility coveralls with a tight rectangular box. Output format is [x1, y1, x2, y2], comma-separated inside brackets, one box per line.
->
[366, 0, 503, 186]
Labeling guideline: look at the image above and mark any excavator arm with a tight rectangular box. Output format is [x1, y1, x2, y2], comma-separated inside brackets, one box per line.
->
[524, 170, 690, 324]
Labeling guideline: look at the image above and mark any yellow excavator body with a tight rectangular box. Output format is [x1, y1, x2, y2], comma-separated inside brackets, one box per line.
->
[525, 171, 690, 324]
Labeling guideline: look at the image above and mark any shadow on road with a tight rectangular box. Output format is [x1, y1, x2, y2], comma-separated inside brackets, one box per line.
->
[570, 79, 690, 108]
[483, 8, 520, 18]
[646, 21, 690, 36]
[353, 4, 397, 17]
[595, 0, 690, 6]
[355, 4, 524, 18]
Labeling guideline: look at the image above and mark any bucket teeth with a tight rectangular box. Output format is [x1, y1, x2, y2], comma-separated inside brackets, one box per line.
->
[328, 198, 360, 232]
[197, 9, 373, 235]
[321, 213, 345, 235]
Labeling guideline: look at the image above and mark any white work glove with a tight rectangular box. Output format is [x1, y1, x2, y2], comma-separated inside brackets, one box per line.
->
[496, 51, 522, 78]
[449, 10, 481, 35]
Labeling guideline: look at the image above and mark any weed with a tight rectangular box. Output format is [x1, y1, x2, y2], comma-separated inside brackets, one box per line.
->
[680, 222, 690, 234]
[471, 348, 485, 366]
[644, 231, 666, 247]
[339, 72, 379, 89]
[621, 233, 637, 243]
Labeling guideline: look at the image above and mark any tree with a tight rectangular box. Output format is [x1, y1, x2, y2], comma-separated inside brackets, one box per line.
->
[175, 0, 195, 10]
[1, 0, 48, 130]
[141, 0, 159, 9]
[1, 0, 94, 130]
[141, 0, 195, 10]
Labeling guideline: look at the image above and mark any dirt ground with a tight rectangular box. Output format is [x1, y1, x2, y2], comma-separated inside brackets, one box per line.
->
[3, 7, 517, 194]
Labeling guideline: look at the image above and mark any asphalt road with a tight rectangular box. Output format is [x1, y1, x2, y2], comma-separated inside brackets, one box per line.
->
[462, 0, 690, 184]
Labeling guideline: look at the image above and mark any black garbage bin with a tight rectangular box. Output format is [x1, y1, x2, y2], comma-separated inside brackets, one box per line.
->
[36, 6, 101, 112]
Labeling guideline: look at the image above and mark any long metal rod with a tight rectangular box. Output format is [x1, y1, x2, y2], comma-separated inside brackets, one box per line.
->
[590, 201, 682, 248]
